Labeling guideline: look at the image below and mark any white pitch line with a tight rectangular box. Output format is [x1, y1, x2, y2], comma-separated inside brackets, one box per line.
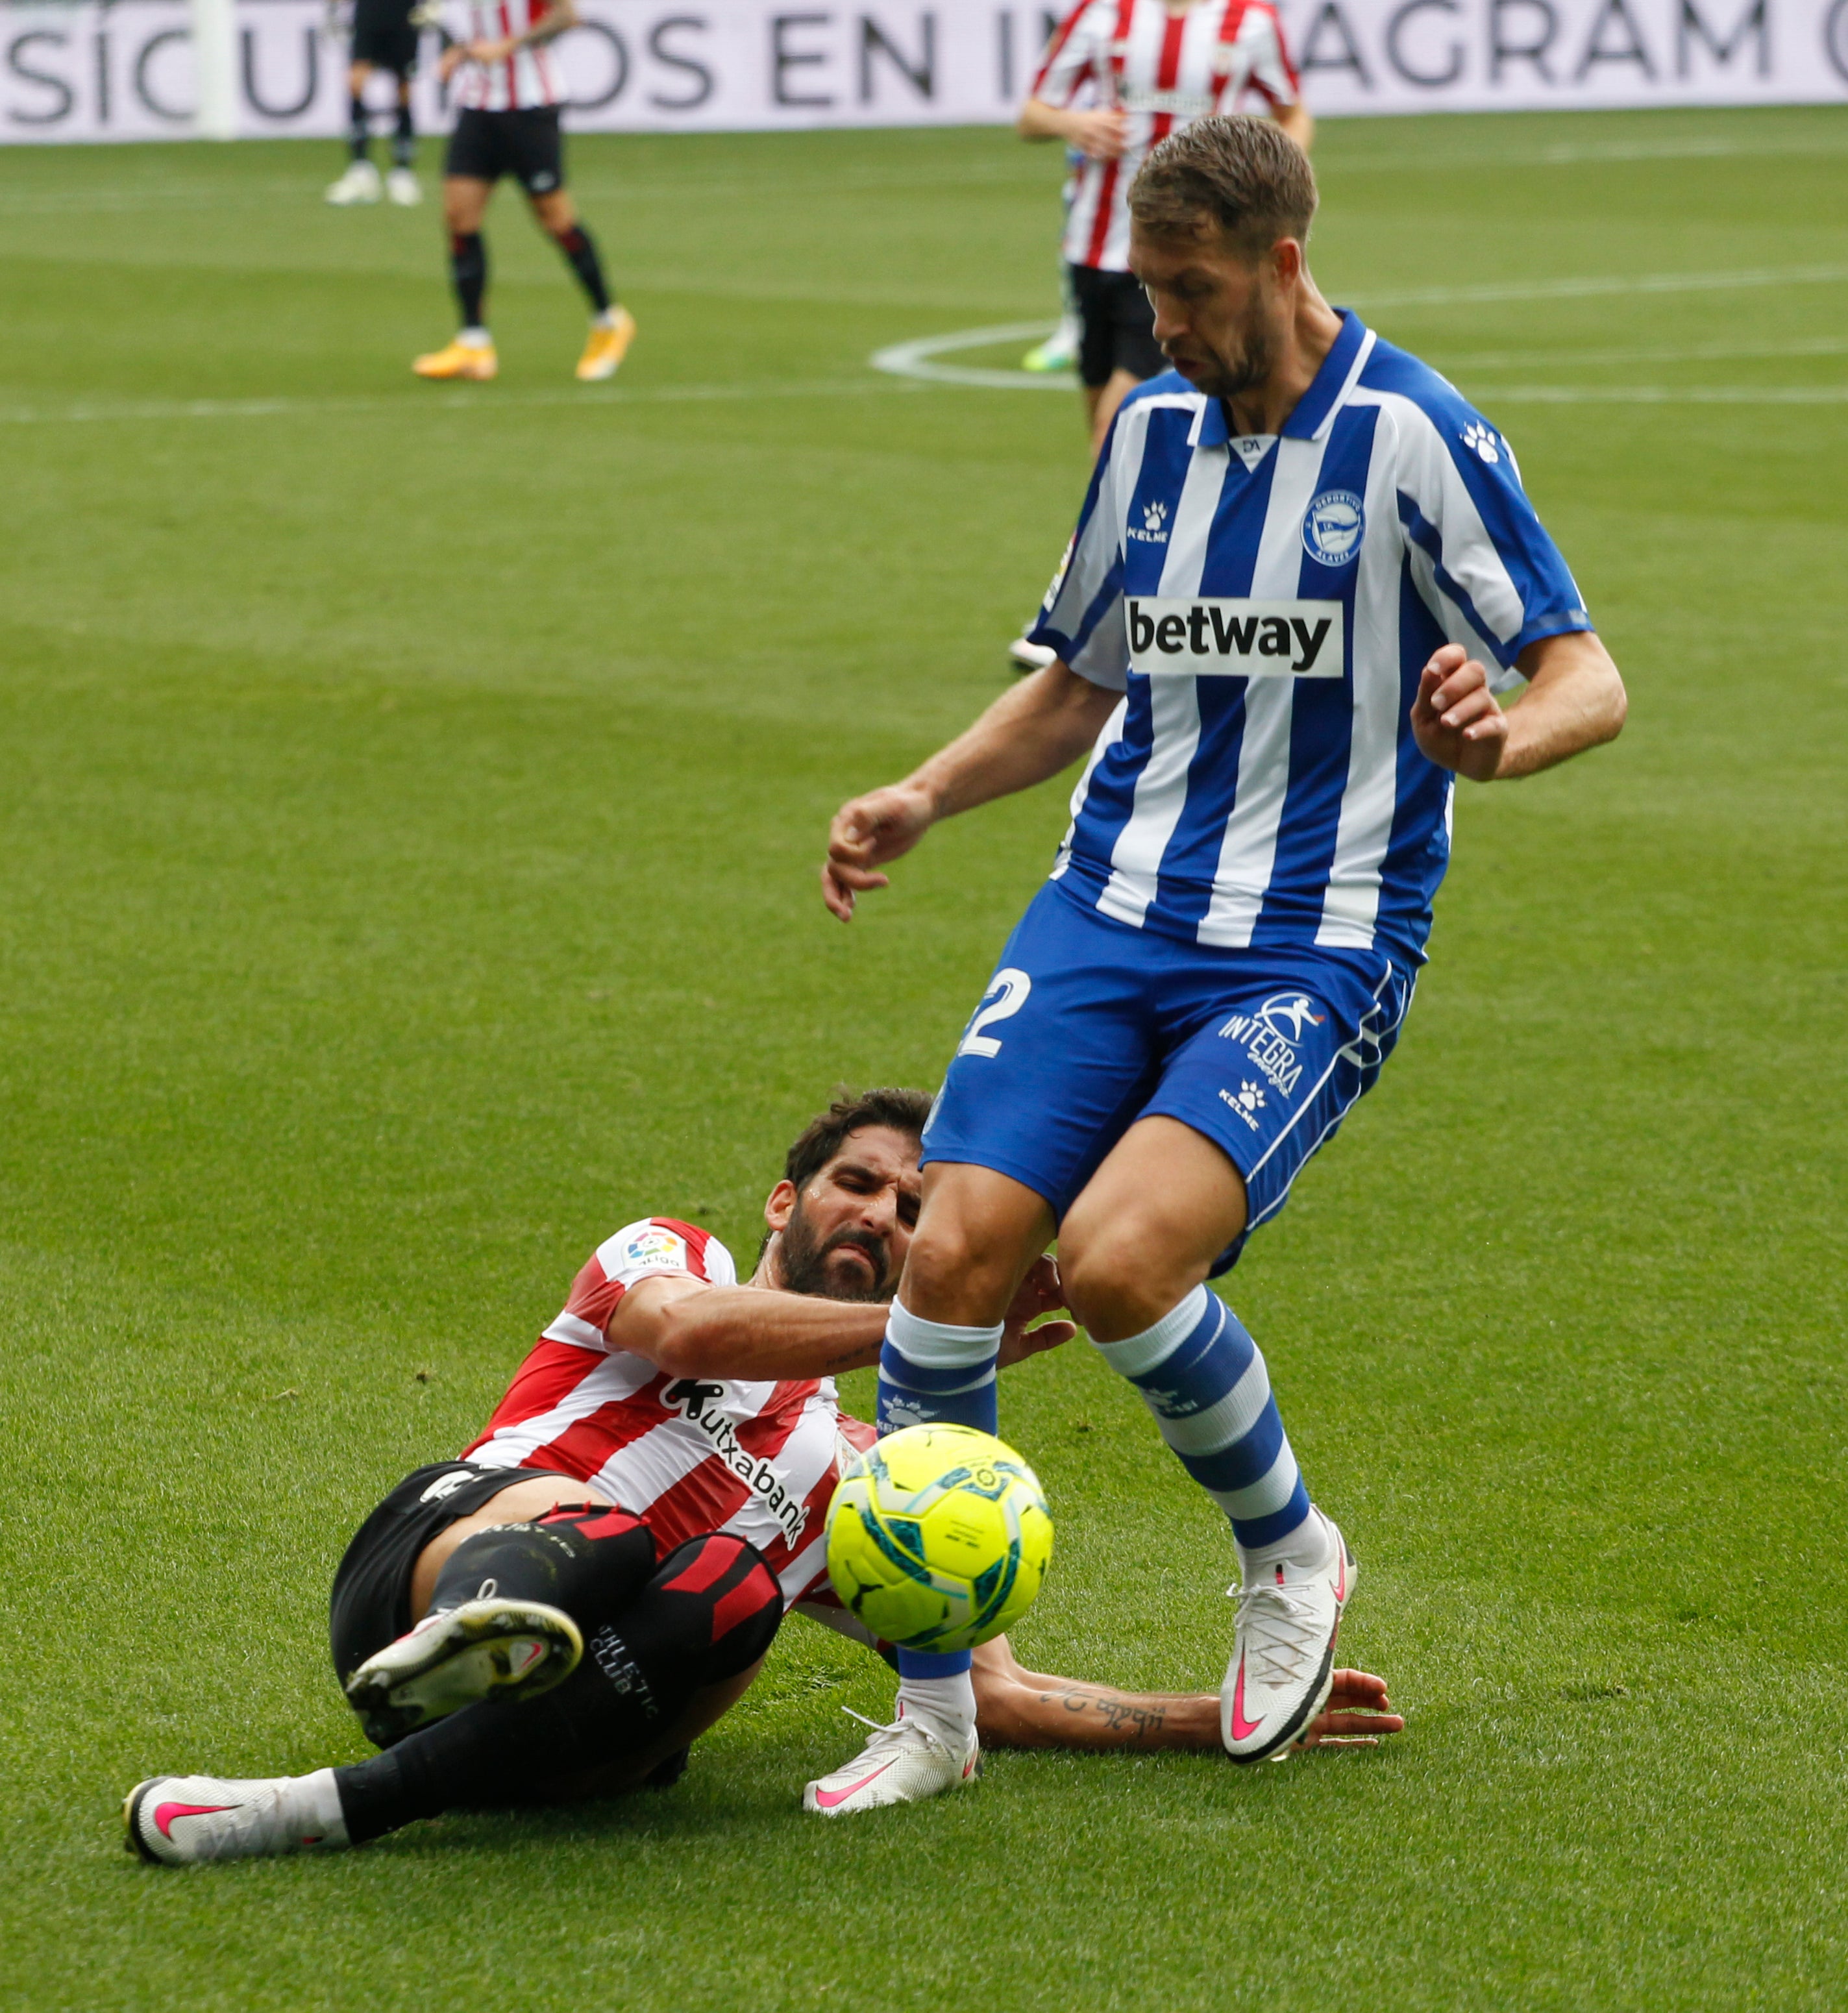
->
[1475, 384, 1848, 404]
[869, 323, 1075, 389]
[1349, 262, 1848, 310]
[0, 375, 918, 427]
[871, 264, 1848, 389]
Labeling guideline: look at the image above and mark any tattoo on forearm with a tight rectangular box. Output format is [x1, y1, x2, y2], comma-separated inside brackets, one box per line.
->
[1040, 1687, 1166, 1741]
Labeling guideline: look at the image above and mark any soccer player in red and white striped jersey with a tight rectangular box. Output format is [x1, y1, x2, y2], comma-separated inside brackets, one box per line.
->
[1021, 0, 1312, 453]
[410, 0, 635, 384]
[125, 1089, 1399, 1864]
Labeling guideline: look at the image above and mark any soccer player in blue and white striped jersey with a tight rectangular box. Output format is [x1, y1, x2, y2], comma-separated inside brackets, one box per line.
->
[809, 116, 1625, 1813]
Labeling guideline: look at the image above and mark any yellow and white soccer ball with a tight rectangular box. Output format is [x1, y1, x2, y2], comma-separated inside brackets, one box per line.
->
[824, 1424, 1053, 1654]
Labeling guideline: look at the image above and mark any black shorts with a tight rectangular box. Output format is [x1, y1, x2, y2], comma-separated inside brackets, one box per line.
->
[351, 21, 419, 75]
[328, 1460, 593, 1688]
[445, 106, 566, 196]
[1069, 262, 1167, 389]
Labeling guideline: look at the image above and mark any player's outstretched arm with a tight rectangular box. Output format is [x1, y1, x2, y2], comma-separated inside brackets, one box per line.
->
[1411, 631, 1626, 784]
[822, 663, 1120, 920]
[611, 1255, 1076, 1381]
[970, 1635, 1403, 1753]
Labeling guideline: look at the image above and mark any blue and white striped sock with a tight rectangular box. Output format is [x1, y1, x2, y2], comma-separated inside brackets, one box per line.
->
[1092, 1285, 1316, 1564]
[878, 1300, 1001, 1701]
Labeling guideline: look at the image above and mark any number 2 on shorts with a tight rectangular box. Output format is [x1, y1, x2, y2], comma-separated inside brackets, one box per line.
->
[957, 968, 1032, 1059]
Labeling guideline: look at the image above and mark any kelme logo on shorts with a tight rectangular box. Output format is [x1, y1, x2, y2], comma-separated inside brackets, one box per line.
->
[1126, 599, 1344, 678]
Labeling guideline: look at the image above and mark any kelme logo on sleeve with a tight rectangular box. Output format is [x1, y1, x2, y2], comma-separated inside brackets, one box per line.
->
[1126, 599, 1344, 677]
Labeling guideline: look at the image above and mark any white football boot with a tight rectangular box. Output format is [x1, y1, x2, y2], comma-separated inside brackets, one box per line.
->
[1221, 1508, 1355, 1764]
[125, 1770, 349, 1866]
[1007, 637, 1058, 675]
[386, 167, 421, 206]
[343, 1596, 582, 1746]
[325, 160, 382, 206]
[802, 1707, 979, 1816]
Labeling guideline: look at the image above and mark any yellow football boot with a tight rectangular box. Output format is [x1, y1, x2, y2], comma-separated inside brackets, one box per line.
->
[576, 306, 636, 382]
[412, 338, 497, 382]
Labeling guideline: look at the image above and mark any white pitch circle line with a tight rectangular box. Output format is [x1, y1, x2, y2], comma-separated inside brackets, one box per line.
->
[870, 323, 1071, 389]
[872, 264, 1848, 392]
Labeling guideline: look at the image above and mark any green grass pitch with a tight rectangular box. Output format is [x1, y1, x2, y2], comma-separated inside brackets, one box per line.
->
[2, 105, 1845, 2011]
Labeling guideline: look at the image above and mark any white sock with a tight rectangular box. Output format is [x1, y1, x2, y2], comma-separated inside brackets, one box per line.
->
[1238, 1505, 1335, 1582]
[896, 1670, 976, 1746]
[290, 1767, 351, 1847]
[457, 326, 491, 349]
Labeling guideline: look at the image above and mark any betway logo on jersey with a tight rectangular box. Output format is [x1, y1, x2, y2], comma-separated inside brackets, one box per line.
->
[663, 1378, 809, 1546]
[1127, 599, 1344, 678]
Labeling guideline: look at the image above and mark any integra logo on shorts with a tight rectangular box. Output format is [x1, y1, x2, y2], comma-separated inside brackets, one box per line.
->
[1215, 993, 1327, 1100]
[663, 1378, 809, 1546]
[1127, 598, 1342, 677]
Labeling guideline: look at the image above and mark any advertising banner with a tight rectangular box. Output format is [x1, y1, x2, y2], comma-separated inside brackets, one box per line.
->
[3, 0, 1845, 142]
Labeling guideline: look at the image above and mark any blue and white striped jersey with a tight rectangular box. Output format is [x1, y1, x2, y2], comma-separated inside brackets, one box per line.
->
[1027, 310, 1591, 963]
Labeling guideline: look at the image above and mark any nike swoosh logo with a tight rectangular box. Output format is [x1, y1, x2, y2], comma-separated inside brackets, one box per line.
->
[1228, 1661, 1264, 1743]
[1333, 1548, 1348, 1603]
[813, 1760, 894, 1809]
[154, 1800, 233, 1839]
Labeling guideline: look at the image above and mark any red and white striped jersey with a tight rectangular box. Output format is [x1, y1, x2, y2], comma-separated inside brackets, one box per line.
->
[462, 1218, 864, 1609]
[452, 0, 560, 112]
[1031, 0, 1300, 271]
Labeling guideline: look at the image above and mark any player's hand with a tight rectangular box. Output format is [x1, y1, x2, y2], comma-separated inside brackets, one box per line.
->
[437, 42, 467, 79]
[1411, 644, 1509, 782]
[998, 1254, 1077, 1366]
[1070, 108, 1127, 160]
[1293, 1668, 1404, 1749]
[821, 780, 936, 922]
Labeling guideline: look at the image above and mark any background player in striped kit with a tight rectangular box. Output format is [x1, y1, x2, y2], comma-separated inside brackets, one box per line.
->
[1022, 0, 1311, 454]
[124, 1089, 1401, 1864]
[411, 0, 635, 384]
[323, 0, 425, 208]
[815, 116, 1625, 1814]
[1009, 0, 1311, 674]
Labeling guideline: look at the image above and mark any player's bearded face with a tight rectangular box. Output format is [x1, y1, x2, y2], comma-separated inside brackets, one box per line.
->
[776, 1194, 894, 1303]
[1134, 225, 1281, 402]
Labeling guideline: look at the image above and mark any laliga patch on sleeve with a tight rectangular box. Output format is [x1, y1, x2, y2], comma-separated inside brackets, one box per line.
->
[1127, 599, 1344, 678]
[620, 1226, 690, 1274]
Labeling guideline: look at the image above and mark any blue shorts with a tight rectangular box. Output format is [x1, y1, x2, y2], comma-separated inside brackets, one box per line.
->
[920, 882, 1416, 1274]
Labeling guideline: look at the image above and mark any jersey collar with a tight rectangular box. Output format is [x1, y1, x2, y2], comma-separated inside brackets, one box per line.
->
[1196, 308, 1371, 449]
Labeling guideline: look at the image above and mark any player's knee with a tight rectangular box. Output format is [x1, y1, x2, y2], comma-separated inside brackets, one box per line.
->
[654, 1533, 782, 1680]
[900, 1214, 1018, 1323]
[1059, 1214, 1204, 1339]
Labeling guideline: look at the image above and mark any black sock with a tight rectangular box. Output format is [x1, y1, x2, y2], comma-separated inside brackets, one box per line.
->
[552, 223, 611, 315]
[449, 231, 487, 329]
[348, 93, 369, 162]
[391, 100, 415, 168]
[334, 1532, 781, 1844]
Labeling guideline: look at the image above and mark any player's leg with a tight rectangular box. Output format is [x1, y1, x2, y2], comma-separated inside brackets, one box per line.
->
[384, 54, 419, 205]
[343, 1495, 658, 1742]
[127, 1531, 782, 1864]
[523, 130, 635, 383]
[413, 136, 497, 378]
[1059, 1117, 1348, 1762]
[1061, 956, 1415, 1760]
[326, 58, 384, 204]
[1085, 271, 1167, 454]
[806, 887, 1159, 1813]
